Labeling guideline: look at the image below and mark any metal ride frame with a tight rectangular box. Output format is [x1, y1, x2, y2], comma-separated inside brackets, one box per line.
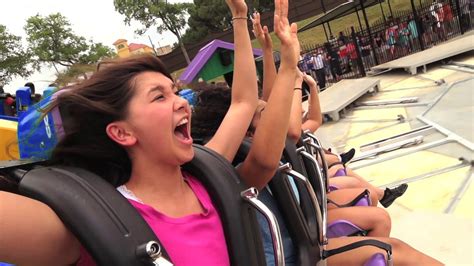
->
[347, 76, 473, 214]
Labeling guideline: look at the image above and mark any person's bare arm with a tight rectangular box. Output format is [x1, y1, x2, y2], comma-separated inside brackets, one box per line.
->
[301, 73, 323, 132]
[287, 70, 304, 143]
[252, 12, 277, 102]
[205, 0, 258, 162]
[238, 0, 299, 189]
[0, 191, 80, 265]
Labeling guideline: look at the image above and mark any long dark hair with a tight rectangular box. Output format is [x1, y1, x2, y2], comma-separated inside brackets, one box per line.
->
[47, 55, 172, 186]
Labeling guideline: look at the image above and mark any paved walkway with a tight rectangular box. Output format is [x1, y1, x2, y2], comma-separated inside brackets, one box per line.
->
[312, 52, 474, 266]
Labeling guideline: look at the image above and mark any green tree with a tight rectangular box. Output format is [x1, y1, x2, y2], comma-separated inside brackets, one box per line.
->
[182, 0, 231, 44]
[182, 0, 274, 44]
[114, 0, 193, 64]
[0, 25, 32, 85]
[24, 13, 115, 75]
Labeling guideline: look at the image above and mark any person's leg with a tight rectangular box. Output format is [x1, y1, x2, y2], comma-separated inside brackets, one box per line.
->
[322, 148, 355, 167]
[329, 166, 408, 208]
[326, 236, 443, 266]
[327, 188, 379, 208]
[323, 153, 340, 166]
[344, 167, 408, 208]
[344, 167, 385, 199]
[328, 206, 391, 237]
[328, 164, 384, 200]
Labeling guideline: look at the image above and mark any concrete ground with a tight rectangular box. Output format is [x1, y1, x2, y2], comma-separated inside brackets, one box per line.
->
[308, 51, 474, 265]
[371, 32, 474, 75]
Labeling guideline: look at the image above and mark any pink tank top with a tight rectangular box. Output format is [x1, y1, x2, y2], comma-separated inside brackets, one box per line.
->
[77, 173, 230, 265]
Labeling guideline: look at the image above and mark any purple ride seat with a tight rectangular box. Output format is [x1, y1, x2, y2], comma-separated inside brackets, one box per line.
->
[364, 253, 387, 266]
[334, 168, 347, 177]
[327, 219, 366, 238]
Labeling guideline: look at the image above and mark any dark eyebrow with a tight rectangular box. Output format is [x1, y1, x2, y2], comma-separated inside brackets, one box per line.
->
[147, 85, 164, 97]
[147, 81, 176, 97]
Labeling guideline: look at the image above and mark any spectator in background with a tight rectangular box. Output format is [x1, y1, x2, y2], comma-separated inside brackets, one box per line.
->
[346, 41, 359, 75]
[338, 31, 349, 45]
[373, 31, 385, 55]
[360, 36, 373, 68]
[442, 1, 454, 35]
[457, 0, 471, 32]
[304, 52, 315, 76]
[322, 49, 332, 81]
[311, 49, 327, 90]
[325, 42, 342, 82]
[407, 14, 419, 51]
[397, 18, 411, 55]
[430, 0, 446, 42]
[298, 51, 309, 74]
[422, 14, 434, 47]
[385, 21, 399, 58]
[338, 40, 349, 73]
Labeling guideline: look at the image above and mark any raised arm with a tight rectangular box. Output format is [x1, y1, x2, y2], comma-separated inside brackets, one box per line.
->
[0, 191, 80, 265]
[301, 73, 323, 132]
[253, 11, 303, 143]
[252, 11, 277, 102]
[237, 0, 299, 190]
[287, 70, 304, 143]
[205, 0, 258, 162]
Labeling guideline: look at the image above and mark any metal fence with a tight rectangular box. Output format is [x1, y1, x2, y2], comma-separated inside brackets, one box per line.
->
[299, 0, 473, 88]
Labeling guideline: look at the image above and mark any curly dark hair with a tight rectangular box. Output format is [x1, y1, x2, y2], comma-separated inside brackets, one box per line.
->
[191, 84, 232, 144]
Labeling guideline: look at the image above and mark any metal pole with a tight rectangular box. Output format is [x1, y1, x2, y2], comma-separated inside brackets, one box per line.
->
[379, 0, 387, 24]
[350, 138, 452, 170]
[359, 0, 379, 65]
[410, 0, 426, 50]
[323, 24, 329, 41]
[388, 0, 394, 18]
[327, 22, 333, 37]
[355, 7, 365, 30]
[444, 166, 473, 213]
[320, 0, 332, 38]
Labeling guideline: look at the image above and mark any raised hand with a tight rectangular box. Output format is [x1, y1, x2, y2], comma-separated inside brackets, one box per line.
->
[273, 0, 298, 69]
[294, 69, 304, 88]
[302, 72, 318, 89]
[251, 11, 273, 50]
[225, 0, 248, 18]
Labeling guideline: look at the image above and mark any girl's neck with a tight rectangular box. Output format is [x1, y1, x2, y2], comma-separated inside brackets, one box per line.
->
[125, 158, 205, 218]
[125, 156, 187, 204]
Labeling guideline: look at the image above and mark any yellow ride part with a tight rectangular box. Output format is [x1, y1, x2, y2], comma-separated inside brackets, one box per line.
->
[0, 119, 20, 160]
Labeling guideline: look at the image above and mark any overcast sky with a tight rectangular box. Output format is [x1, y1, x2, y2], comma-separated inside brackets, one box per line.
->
[1, 0, 191, 94]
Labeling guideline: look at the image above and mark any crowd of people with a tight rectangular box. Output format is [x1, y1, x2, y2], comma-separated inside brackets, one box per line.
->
[298, 0, 471, 90]
[0, 0, 447, 265]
